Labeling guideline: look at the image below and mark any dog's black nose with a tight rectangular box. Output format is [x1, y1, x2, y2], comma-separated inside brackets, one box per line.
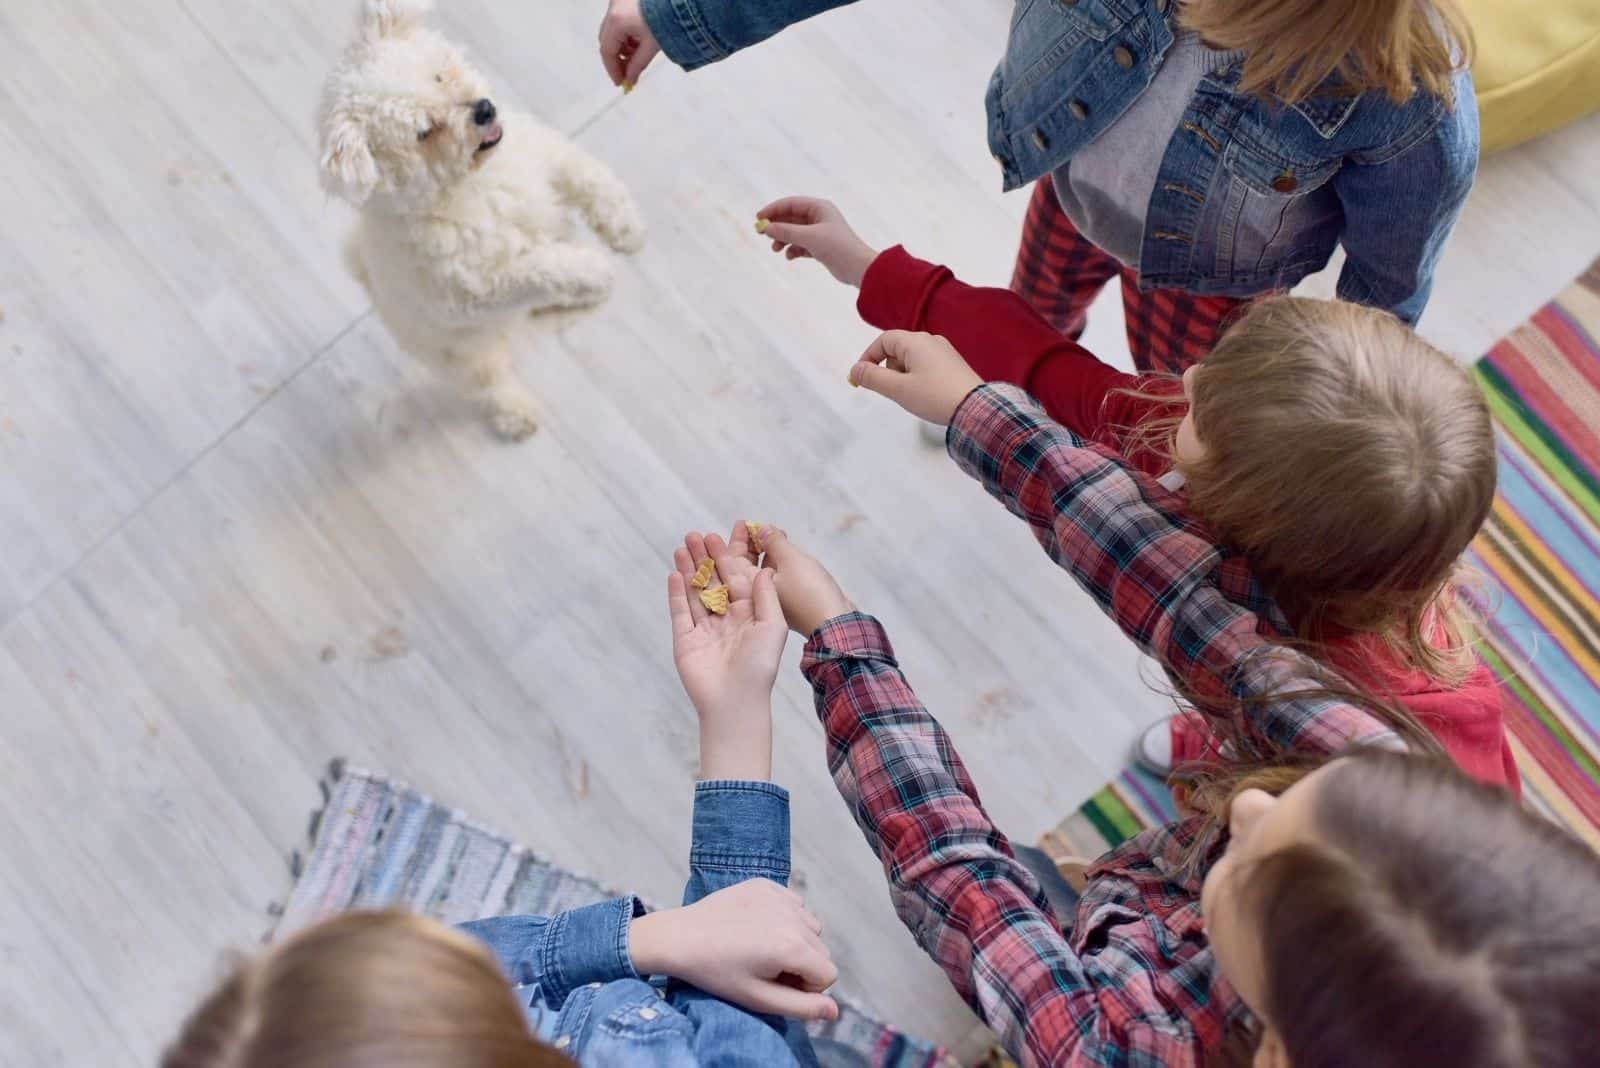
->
[473, 99, 497, 127]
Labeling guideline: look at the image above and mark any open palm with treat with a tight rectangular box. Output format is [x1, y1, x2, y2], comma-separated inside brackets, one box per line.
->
[696, 522, 856, 639]
[668, 532, 788, 780]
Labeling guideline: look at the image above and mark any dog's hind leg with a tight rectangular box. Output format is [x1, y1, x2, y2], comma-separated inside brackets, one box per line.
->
[445, 337, 539, 442]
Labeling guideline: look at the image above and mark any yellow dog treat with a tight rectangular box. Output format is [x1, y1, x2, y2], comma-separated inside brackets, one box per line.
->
[745, 521, 764, 546]
[700, 585, 730, 616]
[755, 218, 771, 234]
[690, 557, 717, 590]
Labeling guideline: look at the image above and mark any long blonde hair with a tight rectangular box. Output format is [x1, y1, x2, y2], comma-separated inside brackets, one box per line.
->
[163, 910, 566, 1068]
[1180, 0, 1474, 105]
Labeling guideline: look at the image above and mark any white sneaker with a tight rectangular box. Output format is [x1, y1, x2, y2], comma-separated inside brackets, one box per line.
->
[1133, 717, 1174, 778]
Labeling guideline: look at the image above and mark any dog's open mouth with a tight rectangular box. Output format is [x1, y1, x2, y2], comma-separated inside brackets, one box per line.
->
[477, 124, 504, 153]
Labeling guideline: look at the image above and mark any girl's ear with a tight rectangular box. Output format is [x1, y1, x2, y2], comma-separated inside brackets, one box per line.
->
[1252, 1028, 1292, 1068]
[319, 119, 379, 205]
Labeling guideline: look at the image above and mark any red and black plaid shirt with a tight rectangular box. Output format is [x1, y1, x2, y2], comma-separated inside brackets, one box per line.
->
[800, 385, 1396, 1066]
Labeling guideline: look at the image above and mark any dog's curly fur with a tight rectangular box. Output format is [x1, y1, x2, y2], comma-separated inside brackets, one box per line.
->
[319, 0, 644, 440]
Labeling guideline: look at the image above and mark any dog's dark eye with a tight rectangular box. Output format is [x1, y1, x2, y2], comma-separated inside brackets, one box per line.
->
[417, 126, 435, 141]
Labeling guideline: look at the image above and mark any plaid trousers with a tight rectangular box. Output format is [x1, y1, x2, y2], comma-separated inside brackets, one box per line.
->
[1010, 178, 1249, 375]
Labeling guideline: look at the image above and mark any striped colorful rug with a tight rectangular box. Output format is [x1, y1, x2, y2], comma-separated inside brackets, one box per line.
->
[1467, 257, 1600, 850]
[275, 761, 955, 1068]
[1042, 256, 1600, 861]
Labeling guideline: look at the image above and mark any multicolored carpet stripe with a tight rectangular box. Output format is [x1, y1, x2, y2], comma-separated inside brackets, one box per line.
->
[1467, 256, 1600, 851]
[1043, 256, 1600, 859]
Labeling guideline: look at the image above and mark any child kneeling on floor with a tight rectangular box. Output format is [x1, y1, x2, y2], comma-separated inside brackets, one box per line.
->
[163, 567, 836, 1068]
[756, 197, 1518, 800]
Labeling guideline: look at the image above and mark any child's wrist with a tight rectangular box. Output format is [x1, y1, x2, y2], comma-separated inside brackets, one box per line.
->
[698, 703, 773, 781]
[628, 909, 680, 977]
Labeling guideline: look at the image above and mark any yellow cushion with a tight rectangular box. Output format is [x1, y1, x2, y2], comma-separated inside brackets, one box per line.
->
[1463, 0, 1600, 153]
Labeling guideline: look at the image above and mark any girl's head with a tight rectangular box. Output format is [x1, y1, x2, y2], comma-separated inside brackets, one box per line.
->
[1201, 751, 1600, 1067]
[163, 910, 564, 1068]
[1180, 0, 1472, 105]
[1172, 296, 1496, 679]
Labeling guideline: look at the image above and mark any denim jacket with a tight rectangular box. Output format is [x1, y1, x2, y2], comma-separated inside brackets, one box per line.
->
[461, 781, 815, 1067]
[641, 0, 1478, 323]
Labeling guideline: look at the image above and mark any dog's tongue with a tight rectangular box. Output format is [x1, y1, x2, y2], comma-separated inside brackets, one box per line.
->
[479, 123, 504, 150]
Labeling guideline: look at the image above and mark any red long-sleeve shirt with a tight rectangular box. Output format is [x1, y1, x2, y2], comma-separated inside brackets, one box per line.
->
[856, 245, 1519, 795]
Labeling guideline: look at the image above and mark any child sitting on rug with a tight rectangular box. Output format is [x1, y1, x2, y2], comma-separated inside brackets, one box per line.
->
[754, 197, 1518, 798]
[600, 0, 1478, 371]
[163, 568, 837, 1068]
[697, 522, 1598, 1067]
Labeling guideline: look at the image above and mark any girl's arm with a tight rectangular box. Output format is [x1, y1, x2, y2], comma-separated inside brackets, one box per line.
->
[857, 246, 1180, 471]
[641, 0, 859, 71]
[1332, 72, 1478, 324]
[946, 382, 1394, 756]
[800, 612, 1142, 1067]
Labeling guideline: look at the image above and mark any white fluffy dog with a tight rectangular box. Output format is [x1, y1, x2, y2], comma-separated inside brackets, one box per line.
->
[319, 0, 644, 439]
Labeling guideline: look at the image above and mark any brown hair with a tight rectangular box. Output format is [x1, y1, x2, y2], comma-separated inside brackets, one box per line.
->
[163, 910, 569, 1068]
[1181, 296, 1495, 685]
[1243, 751, 1600, 1067]
[1180, 0, 1473, 105]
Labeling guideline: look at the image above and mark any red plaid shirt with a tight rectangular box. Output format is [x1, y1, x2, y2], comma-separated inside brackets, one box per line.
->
[801, 387, 1398, 1066]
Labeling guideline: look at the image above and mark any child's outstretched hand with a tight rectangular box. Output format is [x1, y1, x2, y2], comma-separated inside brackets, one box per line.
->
[755, 197, 879, 287]
[709, 522, 855, 639]
[598, 0, 661, 89]
[849, 330, 983, 426]
[669, 534, 787, 780]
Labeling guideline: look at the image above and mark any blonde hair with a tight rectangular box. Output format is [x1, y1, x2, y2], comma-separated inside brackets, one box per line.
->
[1174, 297, 1495, 686]
[163, 910, 567, 1068]
[1180, 0, 1474, 105]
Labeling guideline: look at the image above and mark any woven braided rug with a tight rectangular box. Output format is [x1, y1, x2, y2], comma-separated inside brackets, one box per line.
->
[274, 760, 955, 1068]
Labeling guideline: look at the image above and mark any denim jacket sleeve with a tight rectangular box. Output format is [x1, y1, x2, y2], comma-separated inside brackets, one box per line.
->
[682, 779, 791, 904]
[641, 0, 858, 70]
[1332, 72, 1479, 324]
[459, 897, 644, 1008]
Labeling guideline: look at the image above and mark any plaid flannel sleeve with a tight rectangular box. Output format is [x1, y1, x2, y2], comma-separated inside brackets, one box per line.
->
[947, 384, 1397, 756]
[802, 613, 1135, 1068]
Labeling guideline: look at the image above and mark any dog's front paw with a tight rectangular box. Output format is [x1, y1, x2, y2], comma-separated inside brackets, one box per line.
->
[486, 384, 539, 441]
[597, 202, 646, 255]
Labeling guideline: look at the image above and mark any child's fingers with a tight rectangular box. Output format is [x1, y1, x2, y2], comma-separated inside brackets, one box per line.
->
[751, 568, 782, 624]
[622, 39, 659, 85]
[704, 533, 754, 596]
[598, 24, 628, 85]
[726, 519, 753, 560]
[666, 571, 695, 638]
[685, 532, 714, 575]
[755, 196, 821, 224]
[675, 545, 710, 623]
[848, 359, 906, 400]
[761, 220, 809, 248]
[785, 247, 811, 262]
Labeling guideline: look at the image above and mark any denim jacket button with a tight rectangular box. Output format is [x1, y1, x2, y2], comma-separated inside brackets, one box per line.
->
[1032, 130, 1050, 150]
[1114, 46, 1135, 68]
[554, 1036, 572, 1050]
[1271, 173, 1299, 193]
[1069, 100, 1089, 120]
[639, 1007, 659, 1021]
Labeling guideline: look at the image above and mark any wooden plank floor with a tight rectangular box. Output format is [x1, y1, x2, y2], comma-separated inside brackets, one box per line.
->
[1, 1, 1596, 1062]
